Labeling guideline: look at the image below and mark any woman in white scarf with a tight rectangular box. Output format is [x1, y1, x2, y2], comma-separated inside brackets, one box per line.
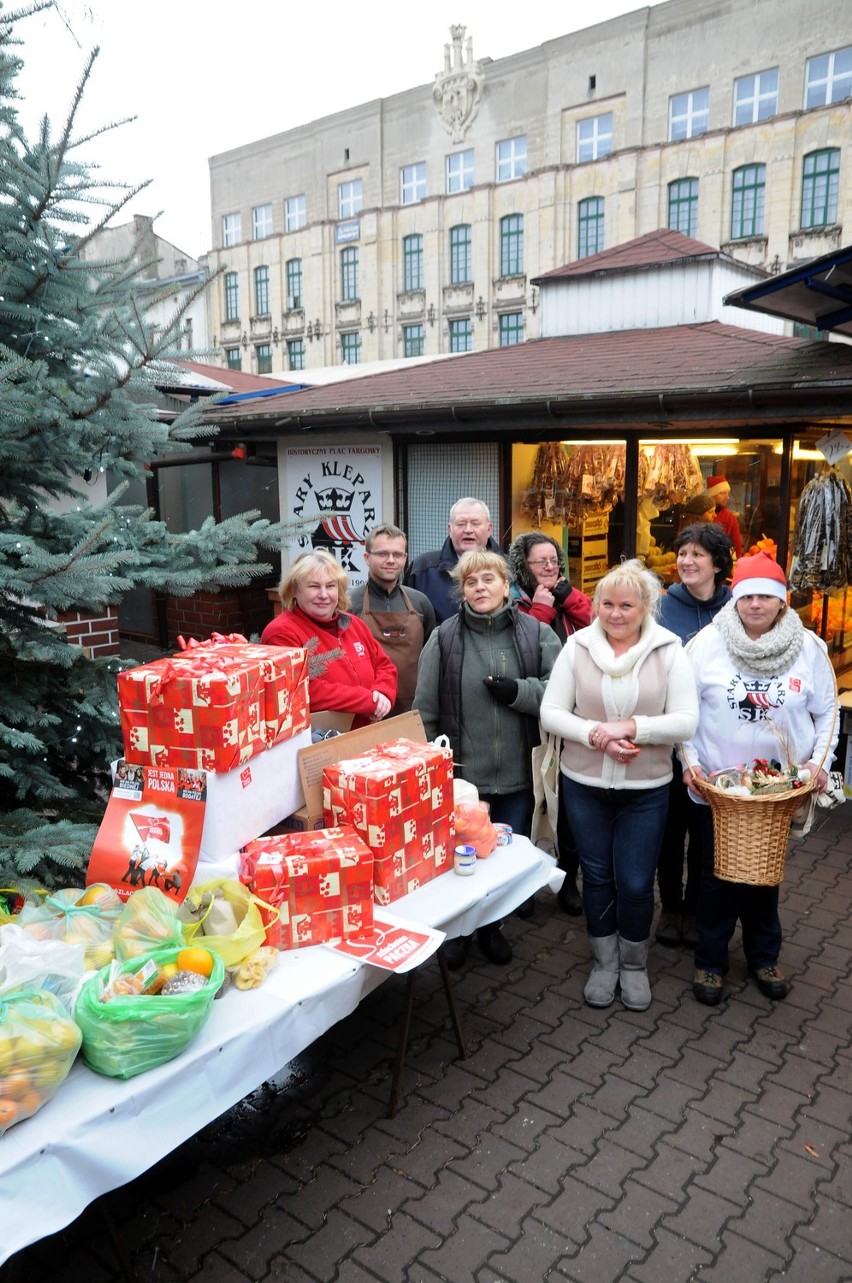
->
[680, 552, 838, 1007]
[541, 560, 698, 1012]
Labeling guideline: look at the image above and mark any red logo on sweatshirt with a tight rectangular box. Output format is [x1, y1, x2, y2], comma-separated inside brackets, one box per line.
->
[788, 677, 801, 693]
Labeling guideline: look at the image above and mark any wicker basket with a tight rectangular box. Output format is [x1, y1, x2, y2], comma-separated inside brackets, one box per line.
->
[688, 776, 813, 886]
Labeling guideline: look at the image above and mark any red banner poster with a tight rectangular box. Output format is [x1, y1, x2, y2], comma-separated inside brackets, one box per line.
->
[87, 762, 207, 903]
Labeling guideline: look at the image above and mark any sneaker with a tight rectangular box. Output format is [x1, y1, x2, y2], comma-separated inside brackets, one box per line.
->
[442, 936, 470, 971]
[750, 965, 789, 1001]
[515, 896, 535, 920]
[655, 910, 682, 947]
[692, 969, 723, 1006]
[476, 923, 513, 965]
[681, 914, 699, 949]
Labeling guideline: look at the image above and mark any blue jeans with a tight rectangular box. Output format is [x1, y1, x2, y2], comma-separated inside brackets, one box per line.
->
[479, 790, 534, 839]
[690, 803, 782, 975]
[562, 777, 669, 942]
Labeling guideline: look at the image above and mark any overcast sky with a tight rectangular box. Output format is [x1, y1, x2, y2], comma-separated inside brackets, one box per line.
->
[14, 0, 667, 258]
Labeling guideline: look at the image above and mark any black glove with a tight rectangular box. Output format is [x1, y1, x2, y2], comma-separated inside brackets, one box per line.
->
[483, 676, 518, 705]
[551, 579, 573, 606]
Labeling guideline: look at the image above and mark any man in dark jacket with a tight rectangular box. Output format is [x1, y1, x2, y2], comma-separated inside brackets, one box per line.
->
[406, 497, 507, 623]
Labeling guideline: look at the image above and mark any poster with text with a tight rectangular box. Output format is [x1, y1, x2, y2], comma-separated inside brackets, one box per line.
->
[329, 910, 444, 973]
[86, 762, 207, 903]
[285, 445, 382, 583]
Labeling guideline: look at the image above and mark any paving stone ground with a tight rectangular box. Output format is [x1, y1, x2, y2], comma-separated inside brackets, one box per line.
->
[4, 809, 851, 1283]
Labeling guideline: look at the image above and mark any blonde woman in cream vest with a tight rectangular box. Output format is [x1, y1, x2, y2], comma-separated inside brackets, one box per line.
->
[540, 560, 698, 1012]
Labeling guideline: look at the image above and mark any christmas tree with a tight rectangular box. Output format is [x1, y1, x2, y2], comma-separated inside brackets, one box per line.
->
[0, 5, 285, 884]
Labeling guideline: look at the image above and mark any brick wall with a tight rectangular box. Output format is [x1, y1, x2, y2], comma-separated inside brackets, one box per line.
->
[164, 586, 276, 647]
[58, 607, 121, 657]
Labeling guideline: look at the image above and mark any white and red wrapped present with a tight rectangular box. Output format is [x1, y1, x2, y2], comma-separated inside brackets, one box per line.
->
[240, 825, 374, 950]
[322, 738, 455, 904]
[118, 633, 310, 772]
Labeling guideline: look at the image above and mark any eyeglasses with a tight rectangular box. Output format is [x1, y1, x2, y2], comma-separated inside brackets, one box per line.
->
[528, 558, 560, 569]
[366, 550, 406, 560]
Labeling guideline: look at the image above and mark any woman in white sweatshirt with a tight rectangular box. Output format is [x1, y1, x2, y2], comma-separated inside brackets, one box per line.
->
[680, 551, 838, 1008]
[541, 560, 698, 1012]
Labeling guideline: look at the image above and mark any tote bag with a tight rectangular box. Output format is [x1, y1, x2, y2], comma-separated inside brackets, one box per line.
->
[530, 732, 561, 856]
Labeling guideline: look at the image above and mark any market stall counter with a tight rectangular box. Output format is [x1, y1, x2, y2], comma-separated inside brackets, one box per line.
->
[0, 838, 558, 1266]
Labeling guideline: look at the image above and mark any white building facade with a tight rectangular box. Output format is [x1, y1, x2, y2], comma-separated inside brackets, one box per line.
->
[205, 0, 852, 374]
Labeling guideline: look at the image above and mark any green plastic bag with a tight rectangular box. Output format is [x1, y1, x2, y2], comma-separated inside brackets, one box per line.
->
[75, 946, 224, 1079]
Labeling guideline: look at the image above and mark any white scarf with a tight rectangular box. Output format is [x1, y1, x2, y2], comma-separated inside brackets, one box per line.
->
[583, 616, 665, 677]
[712, 600, 804, 676]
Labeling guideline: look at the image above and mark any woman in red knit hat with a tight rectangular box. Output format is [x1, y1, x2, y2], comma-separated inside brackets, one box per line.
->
[680, 551, 838, 1007]
[705, 475, 742, 557]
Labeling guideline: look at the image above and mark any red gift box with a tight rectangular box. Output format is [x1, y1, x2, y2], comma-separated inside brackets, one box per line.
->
[240, 826, 374, 950]
[322, 738, 455, 904]
[118, 640, 310, 772]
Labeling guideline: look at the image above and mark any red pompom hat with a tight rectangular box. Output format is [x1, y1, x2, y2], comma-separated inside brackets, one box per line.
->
[730, 550, 788, 603]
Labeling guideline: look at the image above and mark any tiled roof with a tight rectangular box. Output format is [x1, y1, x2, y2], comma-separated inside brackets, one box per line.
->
[209, 322, 852, 428]
[168, 360, 296, 394]
[534, 229, 729, 281]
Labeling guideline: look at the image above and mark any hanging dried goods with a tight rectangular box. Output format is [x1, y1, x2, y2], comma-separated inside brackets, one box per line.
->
[788, 467, 852, 590]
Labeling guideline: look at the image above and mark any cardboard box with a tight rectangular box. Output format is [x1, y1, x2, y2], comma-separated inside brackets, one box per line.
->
[241, 825, 373, 949]
[119, 643, 310, 772]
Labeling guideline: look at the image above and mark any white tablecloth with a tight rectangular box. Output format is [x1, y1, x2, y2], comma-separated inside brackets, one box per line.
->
[0, 838, 558, 1264]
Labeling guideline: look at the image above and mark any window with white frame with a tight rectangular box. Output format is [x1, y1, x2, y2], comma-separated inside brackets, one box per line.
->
[449, 318, 473, 352]
[577, 113, 613, 163]
[668, 178, 699, 236]
[403, 324, 425, 358]
[499, 214, 524, 277]
[578, 197, 605, 258]
[341, 332, 361, 365]
[287, 339, 305, 371]
[254, 265, 270, 315]
[805, 46, 852, 108]
[498, 312, 524, 346]
[801, 149, 840, 228]
[224, 271, 239, 321]
[222, 212, 242, 247]
[338, 179, 363, 219]
[733, 69, 778, 125]
[446, 149, 474, 193]
[402, 235, 423, 292]
[340, 246, 359, 301]
[285, 195, 307, 232]
[669, 87, 709, 141]
[286, 259, 303, 309]
[400, 163, 427, 205]
[730, 164, 766, 239]
[496, 136, 527, 182]
[252, 204, 273, 239]
[256, 344, 273, 374]
[450, 224, 472, 285]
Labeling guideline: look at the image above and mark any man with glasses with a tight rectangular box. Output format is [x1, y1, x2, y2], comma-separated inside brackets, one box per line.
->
[406, 497, 507, 623]
[350, 523, 436, 713]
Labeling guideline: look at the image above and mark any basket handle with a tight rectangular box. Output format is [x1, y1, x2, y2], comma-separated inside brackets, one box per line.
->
[679, 635, 839, 785]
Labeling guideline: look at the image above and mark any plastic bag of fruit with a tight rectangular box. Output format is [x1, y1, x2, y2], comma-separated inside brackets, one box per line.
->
[0, 988, 82, 1135]
[17, 884, 122, 971]
[75, 945, 224, 1078]
[0, 923, 86, 1013]
[113, 886, 186, 962]
[453, 801, 499, 857]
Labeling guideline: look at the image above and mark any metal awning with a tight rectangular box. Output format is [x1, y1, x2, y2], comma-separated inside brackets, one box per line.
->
[724, 243, 852, 337]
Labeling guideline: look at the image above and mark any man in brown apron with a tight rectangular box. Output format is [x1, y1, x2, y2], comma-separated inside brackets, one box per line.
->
[349, 523, 436, 714]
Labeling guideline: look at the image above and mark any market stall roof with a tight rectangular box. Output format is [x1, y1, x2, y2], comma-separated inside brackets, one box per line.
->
[724, 245, 852, 337]
[204, 320, 852, 437]
[533, 229, 749, 281]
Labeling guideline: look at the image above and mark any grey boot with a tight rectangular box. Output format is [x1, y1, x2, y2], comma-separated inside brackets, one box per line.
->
[618, 937, 651, 1011]
[584, 934, 619, 1007]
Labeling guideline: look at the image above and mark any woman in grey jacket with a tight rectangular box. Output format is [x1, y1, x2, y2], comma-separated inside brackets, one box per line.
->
[541, 560, 698, 1011]
[414, 549, 560, 967]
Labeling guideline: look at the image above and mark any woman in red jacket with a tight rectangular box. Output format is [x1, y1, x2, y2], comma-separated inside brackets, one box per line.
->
[262, 550, 397, 728]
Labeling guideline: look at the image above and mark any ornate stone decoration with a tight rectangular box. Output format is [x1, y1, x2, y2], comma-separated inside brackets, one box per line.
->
[433, 26, 484, 143]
